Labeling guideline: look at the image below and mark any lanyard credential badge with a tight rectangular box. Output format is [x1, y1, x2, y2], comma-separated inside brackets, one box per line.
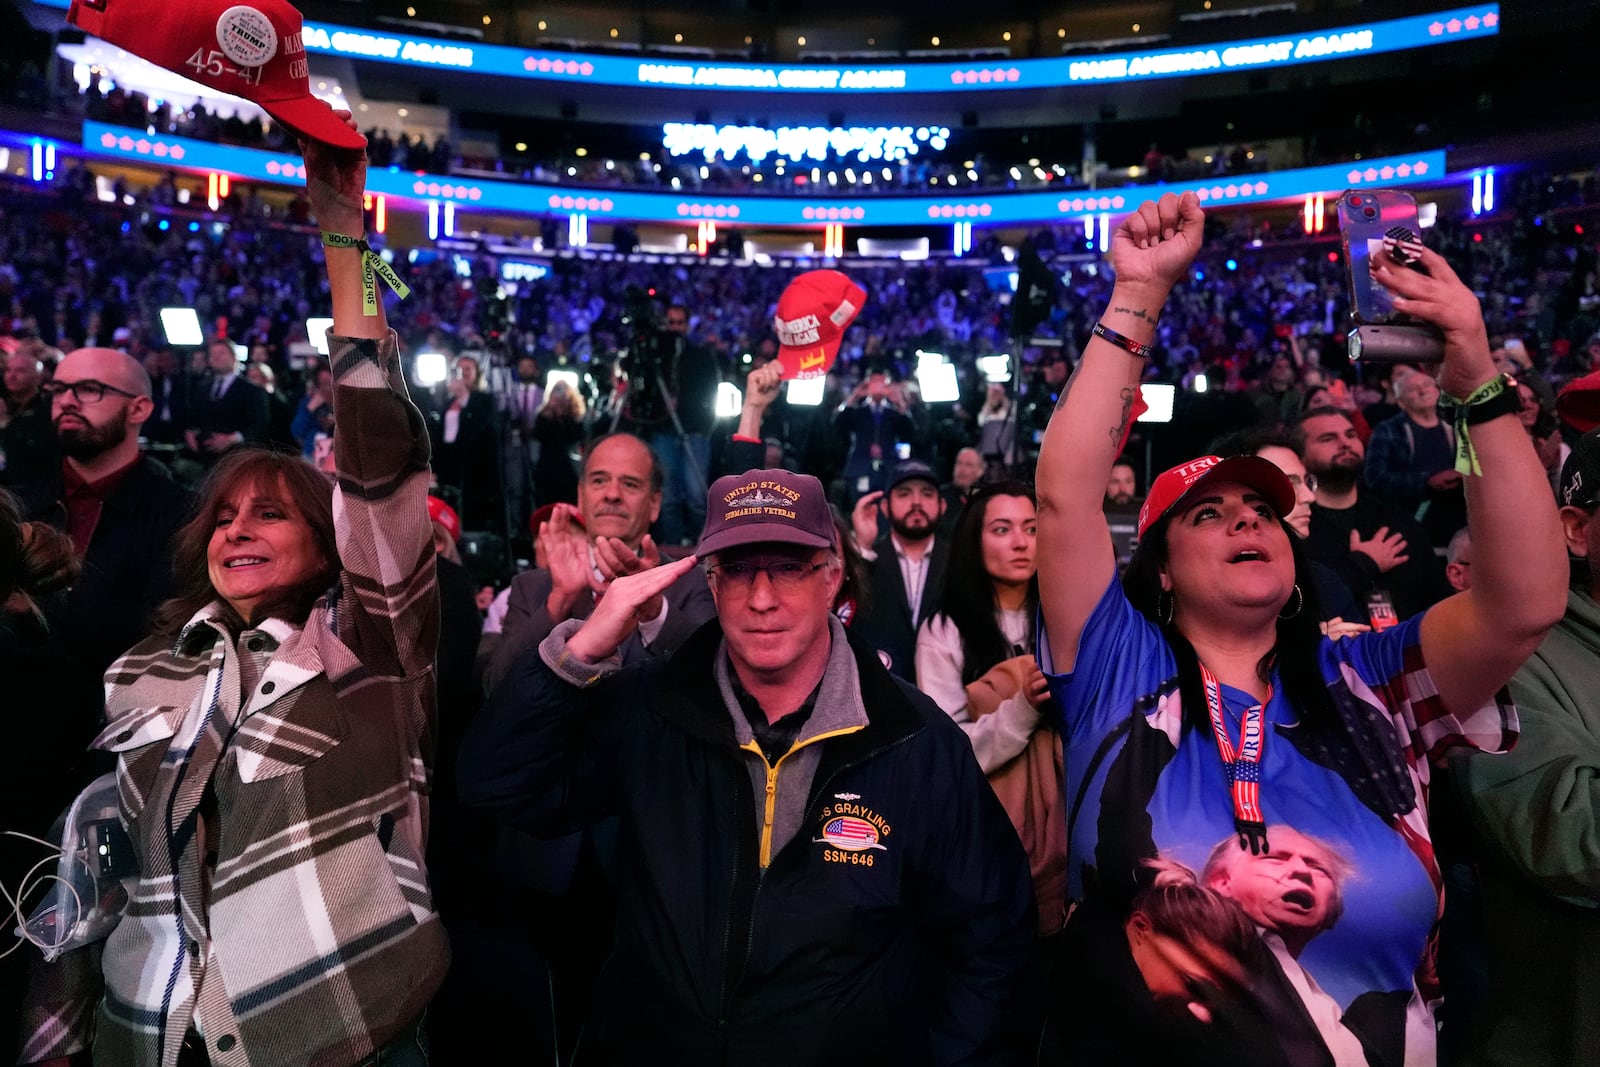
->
[1200, 663, 1272, 855]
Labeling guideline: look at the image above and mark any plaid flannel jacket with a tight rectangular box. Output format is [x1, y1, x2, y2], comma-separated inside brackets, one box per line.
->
[20, 331, 448, 1067]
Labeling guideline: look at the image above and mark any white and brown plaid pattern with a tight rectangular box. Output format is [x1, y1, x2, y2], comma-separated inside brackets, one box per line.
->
[22, 331, 449, 1067]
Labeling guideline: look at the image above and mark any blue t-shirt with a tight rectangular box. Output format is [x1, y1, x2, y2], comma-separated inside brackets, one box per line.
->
[1041, 579, 1515, 1067]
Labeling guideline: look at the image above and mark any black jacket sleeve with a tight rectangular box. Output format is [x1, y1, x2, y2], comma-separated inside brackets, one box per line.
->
[457, 644, 637, 837]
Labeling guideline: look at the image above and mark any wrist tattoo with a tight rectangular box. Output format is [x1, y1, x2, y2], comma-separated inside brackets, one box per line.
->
[1111, 305, 1157, 325]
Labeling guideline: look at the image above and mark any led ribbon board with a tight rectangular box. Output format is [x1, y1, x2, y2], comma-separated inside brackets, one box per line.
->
[36, 0, 1497, 94]
[77, 122, 1447, 228]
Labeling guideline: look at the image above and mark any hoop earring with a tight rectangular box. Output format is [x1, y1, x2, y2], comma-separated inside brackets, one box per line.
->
[1279, 583, 1303, 620]
[1158, 590, 1175, 626]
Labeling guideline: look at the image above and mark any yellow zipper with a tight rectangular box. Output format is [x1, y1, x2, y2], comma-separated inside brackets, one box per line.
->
[740, 725, 863, 868]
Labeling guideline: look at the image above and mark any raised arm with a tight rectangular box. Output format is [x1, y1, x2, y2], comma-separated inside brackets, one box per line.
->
[1377, 244, 1566, 718]
[305, 114, 436, 678]
[1036, 191, 1204, 670]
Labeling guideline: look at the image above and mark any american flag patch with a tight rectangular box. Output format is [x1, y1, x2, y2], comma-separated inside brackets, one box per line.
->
[822, 816, 883, 851]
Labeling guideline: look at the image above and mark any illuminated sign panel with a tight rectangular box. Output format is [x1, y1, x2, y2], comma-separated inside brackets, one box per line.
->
[499, 260, 550, 282]
[78, 121, 1447, 229]
[36, 0, 1496, 94]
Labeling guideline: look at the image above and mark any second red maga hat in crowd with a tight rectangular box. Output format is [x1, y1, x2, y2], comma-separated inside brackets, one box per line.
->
[69, 0, 365, 149]
[773, 270, 867, 381]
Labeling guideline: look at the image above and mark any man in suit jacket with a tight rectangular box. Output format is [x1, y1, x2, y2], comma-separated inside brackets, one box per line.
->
[186, 337, 269, 463]
[851, 459, 948, 682]
[834, 370, 916, 505]
[474, 433, 716, 1057]
[483, 431, 716, 692]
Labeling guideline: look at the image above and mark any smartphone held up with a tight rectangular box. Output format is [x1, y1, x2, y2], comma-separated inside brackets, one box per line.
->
[1336, 189, 1446, 363]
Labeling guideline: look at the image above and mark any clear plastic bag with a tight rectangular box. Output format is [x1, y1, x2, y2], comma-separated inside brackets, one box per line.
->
[15, 773, 137, 961]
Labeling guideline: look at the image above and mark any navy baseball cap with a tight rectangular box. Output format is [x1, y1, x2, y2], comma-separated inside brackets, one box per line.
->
[886, 459, 939, 493]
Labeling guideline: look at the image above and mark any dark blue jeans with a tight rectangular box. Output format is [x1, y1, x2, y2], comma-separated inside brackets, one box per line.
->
[651, 430, 710, 546]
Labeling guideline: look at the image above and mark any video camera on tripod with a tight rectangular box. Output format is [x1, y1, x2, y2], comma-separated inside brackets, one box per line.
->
[613, 285, 682, 428]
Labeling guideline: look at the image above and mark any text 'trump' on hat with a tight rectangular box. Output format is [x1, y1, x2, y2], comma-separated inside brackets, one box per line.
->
[774, 270, 866, 381]
[69, 0, 365, 149]
[697, 469, 835, 557]
[1138, 454, 1297, 538]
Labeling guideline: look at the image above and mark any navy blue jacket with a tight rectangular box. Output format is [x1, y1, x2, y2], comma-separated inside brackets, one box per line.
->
[458, 620, 1035, 1066]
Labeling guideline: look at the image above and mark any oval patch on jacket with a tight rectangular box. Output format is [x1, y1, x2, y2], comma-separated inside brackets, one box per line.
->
[822, 816, 882, 852]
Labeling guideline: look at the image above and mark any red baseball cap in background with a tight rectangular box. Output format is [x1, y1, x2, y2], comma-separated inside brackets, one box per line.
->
[773, 270, 866, 381]
[426, 496, 461, 542]
[1558, 369, 1600, 434]
[68, 0, 365, 150]
[1137, 454, 1297, 538]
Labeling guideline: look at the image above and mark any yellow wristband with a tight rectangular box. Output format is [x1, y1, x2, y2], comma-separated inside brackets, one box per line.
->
[321, 232, 412, 315]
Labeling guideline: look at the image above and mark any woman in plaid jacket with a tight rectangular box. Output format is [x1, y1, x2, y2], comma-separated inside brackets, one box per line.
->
[22, 111, 447, 1067]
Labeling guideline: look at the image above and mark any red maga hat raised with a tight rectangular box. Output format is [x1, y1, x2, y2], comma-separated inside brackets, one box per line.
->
[1138, 454, 1297, 539]
[773, 270, 866, 381]
[69, 0, 365, 150]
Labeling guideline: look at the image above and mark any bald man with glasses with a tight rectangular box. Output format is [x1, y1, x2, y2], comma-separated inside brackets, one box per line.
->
[13, 347, 192, 674]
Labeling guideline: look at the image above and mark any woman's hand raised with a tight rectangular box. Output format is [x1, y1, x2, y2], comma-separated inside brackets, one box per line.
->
[299, 111, 367, 238]
[1110, 190, 1206, 299]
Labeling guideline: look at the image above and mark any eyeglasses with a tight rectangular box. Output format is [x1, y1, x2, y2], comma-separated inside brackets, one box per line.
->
[1286, 472, 1319, 493]
[41, 379, 141, 404]
[706, 559, 829, 591]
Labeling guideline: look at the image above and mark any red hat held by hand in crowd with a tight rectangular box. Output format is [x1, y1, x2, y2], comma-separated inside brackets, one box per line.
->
[69, 0, 366, 150]
[773, 270, 866, 381]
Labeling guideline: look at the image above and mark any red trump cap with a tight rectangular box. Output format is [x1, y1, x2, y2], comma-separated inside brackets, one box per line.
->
[69, 0, 365, 149]
[1138, 454, 1297, 539]
[773, 270, 866, 381]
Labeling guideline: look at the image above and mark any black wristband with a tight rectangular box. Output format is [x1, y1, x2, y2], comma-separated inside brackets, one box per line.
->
[1459, 384, 1522, 425]
[1092, 321, 1155, 360]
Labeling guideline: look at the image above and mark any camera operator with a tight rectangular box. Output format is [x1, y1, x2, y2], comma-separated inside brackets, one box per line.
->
[1015, 352, 1070, 465]
[835, 367, 916, 507]
[612, 297, 720, 546]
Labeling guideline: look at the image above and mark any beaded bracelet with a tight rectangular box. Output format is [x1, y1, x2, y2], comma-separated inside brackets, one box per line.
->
[1092, 321, 1155, 360]
[321, 232, 412, 316]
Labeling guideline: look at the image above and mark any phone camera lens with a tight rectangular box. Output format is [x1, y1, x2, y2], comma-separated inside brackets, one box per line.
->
[1362, 207, 1377, 219]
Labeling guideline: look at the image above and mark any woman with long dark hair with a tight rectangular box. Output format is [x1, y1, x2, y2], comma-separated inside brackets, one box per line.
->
[1033, 191, 1567, 1064]
[915, 480, 1048, 773]
[22, 112, 446, 1067]
[916, 480, 1063, 939]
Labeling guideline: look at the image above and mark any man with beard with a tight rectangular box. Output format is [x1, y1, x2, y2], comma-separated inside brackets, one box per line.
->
[15, 347, 191, 674]
[852, 459, 948, 681]
[1297, 409, 1449, 625]
[1104, 458, 1143, 572]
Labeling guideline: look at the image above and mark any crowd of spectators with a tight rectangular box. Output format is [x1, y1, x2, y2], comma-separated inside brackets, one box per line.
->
[74, 75, 1288, 197]
[4, 164, 1597, 520]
